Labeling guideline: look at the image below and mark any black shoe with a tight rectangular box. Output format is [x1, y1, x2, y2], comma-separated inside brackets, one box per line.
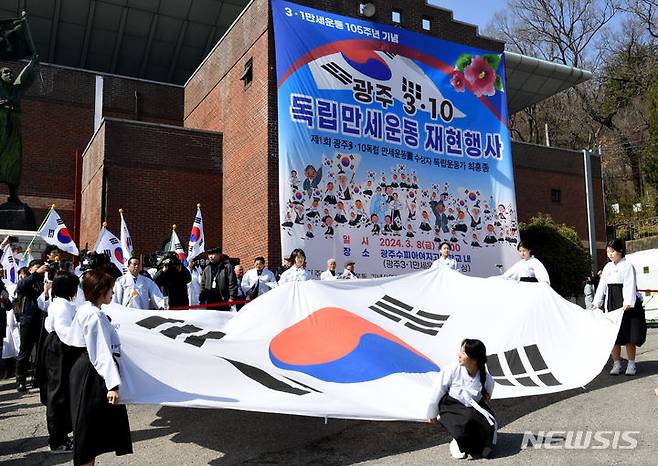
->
[50, 439, 73, 454]
[16, 383, 28, 393]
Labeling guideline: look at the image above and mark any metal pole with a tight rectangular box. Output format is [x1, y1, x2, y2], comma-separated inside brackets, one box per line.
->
[583, 149, 597, 276]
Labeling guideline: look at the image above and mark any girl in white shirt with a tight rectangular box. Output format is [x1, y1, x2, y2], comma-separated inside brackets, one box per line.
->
[68, 271, 132, 465]
[42, 271, 80, 452]
[592, 239, 646, 376]
[502, 241, 550, 284]
[430, 242, 458, 271]
[428, 339, 496, 459]
[278, 249, 312, 283]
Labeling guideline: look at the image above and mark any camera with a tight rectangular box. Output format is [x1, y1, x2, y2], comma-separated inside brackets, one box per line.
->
[158, 252, 180, 270]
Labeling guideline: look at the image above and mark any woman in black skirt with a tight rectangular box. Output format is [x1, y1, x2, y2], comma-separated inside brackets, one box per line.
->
[593, 239, 647, 376]
[68, 271, 132, 465]
[428, 339, 496, 459]
[42, 271, 80, 452]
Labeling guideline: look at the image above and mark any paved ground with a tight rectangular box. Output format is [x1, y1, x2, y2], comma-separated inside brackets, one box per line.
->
[1, 330, 657, 465]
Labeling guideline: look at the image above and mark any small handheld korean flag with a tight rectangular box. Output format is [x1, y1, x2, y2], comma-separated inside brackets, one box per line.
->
[119, 209, 134, 261]
[187, 204, 205, 262]
[1, 244, 18, 293]
[94, 224, 126, 273]
[37, 207, 79, 256]
[18, 248, 33, 269]
[169, 225, 188, 267]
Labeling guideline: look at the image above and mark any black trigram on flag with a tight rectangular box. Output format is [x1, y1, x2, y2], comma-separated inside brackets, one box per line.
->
[383, 51, 396, 60]
[194, 216, 202, 224]
[48, 229, 55, 238]
[134, 316, 317, 396]
[321, 62, 353, 85]
[56, 218, 64, 226]
[109, 237, 120, 245]
[369, 295, 448, 336]
[487, 344, 562, 387]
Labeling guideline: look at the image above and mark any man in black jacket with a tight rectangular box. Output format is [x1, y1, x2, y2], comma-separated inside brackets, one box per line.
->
[199, 247, 237, 310]
[15, 259, 47, 392]
[153, 252, 191, 309]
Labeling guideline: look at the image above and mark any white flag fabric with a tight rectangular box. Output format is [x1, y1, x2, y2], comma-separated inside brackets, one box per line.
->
[120, 212, 134, 262]
[37, 208, 79, 256]
[107, 268, 623, 421]
[2, 310, 20, 359]
[1, 245, 17, 296]
[169, 229, 187, 266]
[94, 227, 126, 273]
[187, 207, 205, 262]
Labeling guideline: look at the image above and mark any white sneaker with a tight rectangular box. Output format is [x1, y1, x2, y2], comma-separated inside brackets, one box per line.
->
[449, 438, 466, 459]
[625, 361, 636, 376]
[609, 360, 622, 375]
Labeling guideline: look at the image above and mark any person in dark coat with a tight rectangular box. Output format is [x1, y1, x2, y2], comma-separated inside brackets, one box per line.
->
[199, 247, 237, 310]
[153, 252, 192, 309]
[15, 259, 47, 392]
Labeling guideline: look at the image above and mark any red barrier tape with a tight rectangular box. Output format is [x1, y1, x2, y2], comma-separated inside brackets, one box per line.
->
[168, 298, 252, 311]
[639, 289, 658, 293]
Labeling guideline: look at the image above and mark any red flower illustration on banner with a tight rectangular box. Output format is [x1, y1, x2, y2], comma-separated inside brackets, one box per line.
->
[464, 56, 496, 97]
[450, 71, 466, 92]
[452, 53, 504, 97]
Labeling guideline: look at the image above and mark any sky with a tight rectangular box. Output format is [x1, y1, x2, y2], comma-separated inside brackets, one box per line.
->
[427, 0, 503, 32]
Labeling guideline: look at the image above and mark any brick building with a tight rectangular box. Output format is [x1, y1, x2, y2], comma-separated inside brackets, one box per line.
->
[0, 0, 605, 269]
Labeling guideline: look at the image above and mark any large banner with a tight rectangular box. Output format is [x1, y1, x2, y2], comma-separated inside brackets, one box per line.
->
[273, 0, 520, 278]
[111, 269, 622, 421]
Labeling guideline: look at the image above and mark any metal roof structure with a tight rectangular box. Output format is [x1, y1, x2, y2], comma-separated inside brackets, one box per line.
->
[504, 51, 592, 114]
[0, 0, 249, 85]
[0, 0, 591, 109]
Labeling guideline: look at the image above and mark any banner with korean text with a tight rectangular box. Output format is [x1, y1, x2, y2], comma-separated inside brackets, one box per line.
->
[273, 0, 519, 278]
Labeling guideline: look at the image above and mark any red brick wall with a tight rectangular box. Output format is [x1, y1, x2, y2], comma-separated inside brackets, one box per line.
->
[184, 0, 271, 263]
[80, 118, 222, 255]
[512, 142, 607, 267]
[0, 60, 183, 237]
[79, 125, 105, 250]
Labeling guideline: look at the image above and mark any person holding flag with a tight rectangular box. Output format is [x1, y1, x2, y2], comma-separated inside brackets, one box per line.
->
[113, 257, 164, 310]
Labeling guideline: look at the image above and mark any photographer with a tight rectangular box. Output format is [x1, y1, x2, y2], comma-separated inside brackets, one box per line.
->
[199, 247, 237, 310]
[15, 259, 48, 392]
[153, 252, 191, 309]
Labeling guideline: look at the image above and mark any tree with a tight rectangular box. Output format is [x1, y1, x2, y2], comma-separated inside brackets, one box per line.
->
[520, 214, 592, 298]
[625, 0, 658, 38]
[487, 0, 658, 205]
[643, 68, 658, 195]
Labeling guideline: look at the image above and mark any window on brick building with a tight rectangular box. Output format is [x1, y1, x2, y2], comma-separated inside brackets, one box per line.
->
[551, 188, 561, 203]
[240, 58, 253, 88]
[422, 17, 431, 30]
[392, 9, 401, 24]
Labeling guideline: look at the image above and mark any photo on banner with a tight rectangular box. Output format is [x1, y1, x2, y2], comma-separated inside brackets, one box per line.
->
[273, 0, 520, 278]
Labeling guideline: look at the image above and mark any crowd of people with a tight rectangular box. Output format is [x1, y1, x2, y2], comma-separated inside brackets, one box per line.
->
[0, 235, 648, 462]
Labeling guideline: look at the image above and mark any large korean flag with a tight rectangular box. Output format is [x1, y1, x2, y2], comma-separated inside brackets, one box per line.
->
[37, 208, 79, 256]
[94, 227, 126, 273]
[108, 269, 622, 421]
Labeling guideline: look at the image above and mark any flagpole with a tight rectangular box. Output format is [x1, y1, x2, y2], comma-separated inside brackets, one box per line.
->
[25, 203, 54, 255]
